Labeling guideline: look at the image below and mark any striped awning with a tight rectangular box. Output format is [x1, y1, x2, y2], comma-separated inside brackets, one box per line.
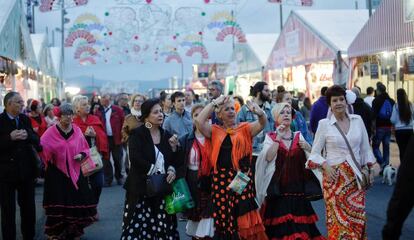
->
[348, 0, 414, 58]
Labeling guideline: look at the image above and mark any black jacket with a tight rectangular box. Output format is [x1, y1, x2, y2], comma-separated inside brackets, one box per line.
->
[353, 98, 374, 139]
[0, 112, 41, 182]
[124, 125, 179, 199]
[372, 93, 395, 128]
[178, 131, 211, 192]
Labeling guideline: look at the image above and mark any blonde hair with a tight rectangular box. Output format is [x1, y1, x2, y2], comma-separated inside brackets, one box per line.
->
[191, 103, 205, 117]
[72, 95, 89, 112]
[271, 102, 291, 122]
[130, 94, 146, 107]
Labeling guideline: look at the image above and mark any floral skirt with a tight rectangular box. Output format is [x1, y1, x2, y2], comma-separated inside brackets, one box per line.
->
[324, 161, 367, 240]
[43, 164, 97, 239]
[121, 197, 179, 240]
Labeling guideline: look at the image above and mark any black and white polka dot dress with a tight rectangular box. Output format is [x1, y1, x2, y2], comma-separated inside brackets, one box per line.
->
[121, 197, 179, 240]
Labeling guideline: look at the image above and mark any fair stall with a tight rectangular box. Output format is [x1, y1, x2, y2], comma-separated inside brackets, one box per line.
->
[0, 0, 22, 103]
[225, 34, 277, 98]
[266, 9, 369, 101]
[348, 0, 414, 101]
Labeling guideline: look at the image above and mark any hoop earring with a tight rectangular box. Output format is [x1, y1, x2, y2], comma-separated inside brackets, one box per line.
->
[145, 121, 152, 129]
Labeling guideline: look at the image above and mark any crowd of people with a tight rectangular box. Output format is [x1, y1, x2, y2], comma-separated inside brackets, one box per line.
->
[0, 79, 413, 240]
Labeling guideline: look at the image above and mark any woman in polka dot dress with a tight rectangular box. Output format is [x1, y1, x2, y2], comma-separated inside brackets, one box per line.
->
[195, 96, 268, 240]
[121, 99, 180, 240]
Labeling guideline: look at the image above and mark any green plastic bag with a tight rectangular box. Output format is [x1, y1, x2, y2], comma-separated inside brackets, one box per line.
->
[165, 178, 195, 215]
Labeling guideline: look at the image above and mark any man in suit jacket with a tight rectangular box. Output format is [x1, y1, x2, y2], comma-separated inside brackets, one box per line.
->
[95, 94, 125, 186]
[0, 92, 41, 240]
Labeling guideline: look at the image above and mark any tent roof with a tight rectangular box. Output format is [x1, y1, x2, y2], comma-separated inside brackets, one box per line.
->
[50, 47, 61, 76]
[348, 0, 414, 57]
[0, 0, 15, 34]
[246, 34, 279, 64]
[30, 34, 46, 63]
[0, 0, 21, 60]
[20, 18, 38, 69]
[266, 9, 369, 69]
[294, 9, 369, 53]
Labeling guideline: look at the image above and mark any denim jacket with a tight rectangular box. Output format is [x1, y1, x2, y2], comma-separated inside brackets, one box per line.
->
[236, 101, 274, 153]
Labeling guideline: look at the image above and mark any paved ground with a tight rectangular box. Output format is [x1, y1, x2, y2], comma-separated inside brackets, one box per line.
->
[5, 143, 414, 240]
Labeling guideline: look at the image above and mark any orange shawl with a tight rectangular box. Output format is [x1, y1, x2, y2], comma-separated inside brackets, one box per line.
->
[210, 122, 252, 171]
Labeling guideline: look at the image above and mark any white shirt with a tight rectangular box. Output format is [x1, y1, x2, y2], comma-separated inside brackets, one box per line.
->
[308, 114, 376, 180]
[188, 135, 205, 171]
[364, 96, 375, 108]
[104, 105, 113, 136]
[147, 146, 165, 175]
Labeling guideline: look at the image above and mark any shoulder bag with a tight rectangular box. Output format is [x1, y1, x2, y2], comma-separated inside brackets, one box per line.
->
[81, 138, 103, 177]
[146, 145, 173, 197]
[334, 122, 372, 190]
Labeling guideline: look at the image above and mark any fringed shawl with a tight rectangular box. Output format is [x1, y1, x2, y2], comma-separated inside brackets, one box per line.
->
[40, 125, 90, 189]
[211, 122, 252, 171]
[73, 114, 109, 160]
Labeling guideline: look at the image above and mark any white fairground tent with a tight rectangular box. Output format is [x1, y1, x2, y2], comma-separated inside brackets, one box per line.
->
[0, 0, 21, 104]
[348, 0, 414, 101]
[225, 34, 278, 98]
[20, 13, 40, 100]
[266, 9, 368, 100]
[31, 34, 59, 101]
[0, 0, 21, 61]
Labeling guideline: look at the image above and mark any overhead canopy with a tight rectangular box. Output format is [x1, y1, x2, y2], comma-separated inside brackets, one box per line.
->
[227, 34, 278, 75]
[20, 17, 38, 69]
[31, 34, 57, 77]
[266, 9, 369, 69]
[50, 47, 61, 78]
[0, 0, 22, 61]
[348, 0, 414, 57]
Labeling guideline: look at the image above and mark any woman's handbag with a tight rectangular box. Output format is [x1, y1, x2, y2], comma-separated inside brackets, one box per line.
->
[80, 156, 98, 177]
[146, 174, 173, 198]
[81, 138, 103, 177]
[165, 178, 194, 214]
[334, 123, 373, 190]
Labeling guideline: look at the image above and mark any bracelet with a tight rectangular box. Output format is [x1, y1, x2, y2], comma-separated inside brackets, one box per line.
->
[211, 100, 218, 108]
[256, 110, 265, 117]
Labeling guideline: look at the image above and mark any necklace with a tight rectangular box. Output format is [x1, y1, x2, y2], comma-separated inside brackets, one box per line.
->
[58, 123, 72, 134]
[281, 135, 292, 140]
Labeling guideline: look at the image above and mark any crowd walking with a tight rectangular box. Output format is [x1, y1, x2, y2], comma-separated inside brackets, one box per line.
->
[1, 79, 413, 240]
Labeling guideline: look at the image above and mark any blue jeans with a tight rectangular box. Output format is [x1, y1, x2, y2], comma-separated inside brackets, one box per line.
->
[373, 127, 391, 167]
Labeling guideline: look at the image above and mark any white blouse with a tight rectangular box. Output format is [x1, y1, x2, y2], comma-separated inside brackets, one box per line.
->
[308, 114, 376, 180]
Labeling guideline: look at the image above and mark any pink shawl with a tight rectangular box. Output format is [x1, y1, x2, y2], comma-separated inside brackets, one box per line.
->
[40, 124, 90, 189]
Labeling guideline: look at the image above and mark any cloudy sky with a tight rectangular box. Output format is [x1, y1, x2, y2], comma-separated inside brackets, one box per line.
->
[34, 0, 368, 85]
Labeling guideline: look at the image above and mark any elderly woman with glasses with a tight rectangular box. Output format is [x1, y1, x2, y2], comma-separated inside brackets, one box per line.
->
[72, 95, 108, 204]
[122, 94, 146, 144]
[121, 94, 146, 174]
[40, 103, 98, 240]
[195, 95, 268, 240]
